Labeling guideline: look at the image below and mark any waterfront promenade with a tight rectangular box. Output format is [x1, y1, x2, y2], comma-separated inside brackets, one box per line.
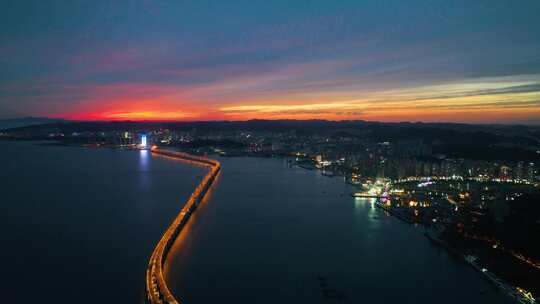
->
[146, 147, 221, 304]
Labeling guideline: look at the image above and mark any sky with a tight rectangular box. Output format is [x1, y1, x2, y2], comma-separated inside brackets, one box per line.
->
[1, 0, 540, 124]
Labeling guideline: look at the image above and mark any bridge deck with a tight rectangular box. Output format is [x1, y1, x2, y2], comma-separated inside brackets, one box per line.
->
[145, 147, 221, 304]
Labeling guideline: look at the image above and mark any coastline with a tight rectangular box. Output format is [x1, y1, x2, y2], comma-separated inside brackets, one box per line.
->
[4, 139, 536, 303]
[295, 161, 538, 303]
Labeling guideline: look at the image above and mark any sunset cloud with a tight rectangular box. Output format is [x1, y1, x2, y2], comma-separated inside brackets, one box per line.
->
[1, 1, 540, 123]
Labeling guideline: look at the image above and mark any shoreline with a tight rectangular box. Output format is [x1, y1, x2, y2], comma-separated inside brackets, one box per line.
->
[425, 230, 537, 304]
[293, 161, 538, 303]
[5, 139, 538, 302]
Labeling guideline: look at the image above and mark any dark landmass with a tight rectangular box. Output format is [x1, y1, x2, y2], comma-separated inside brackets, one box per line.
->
[0, 117, 66, 130]
[3, 118, 539, 300]
[3, 119, 539, 162]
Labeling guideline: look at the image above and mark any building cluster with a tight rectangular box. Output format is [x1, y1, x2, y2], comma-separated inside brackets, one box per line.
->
[3, 122, 539, 301]
[10, 126, 536, 184]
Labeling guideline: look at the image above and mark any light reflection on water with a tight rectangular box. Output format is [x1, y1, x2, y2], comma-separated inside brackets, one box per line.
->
[138, 149, 151, 190]
[354, 197, 378, 218]
[139, 149, 149, 171]
[1, 141, 206, 303]
[355, 197, 380, 245]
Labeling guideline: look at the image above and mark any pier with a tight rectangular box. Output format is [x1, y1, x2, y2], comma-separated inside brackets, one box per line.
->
[145, 147, 221, 304]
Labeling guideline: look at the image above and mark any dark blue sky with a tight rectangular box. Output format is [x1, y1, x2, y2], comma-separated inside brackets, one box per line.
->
[1, 1, 540, 123]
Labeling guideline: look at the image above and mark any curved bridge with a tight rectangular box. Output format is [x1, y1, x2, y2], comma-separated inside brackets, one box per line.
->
[146, 147, 221, 304]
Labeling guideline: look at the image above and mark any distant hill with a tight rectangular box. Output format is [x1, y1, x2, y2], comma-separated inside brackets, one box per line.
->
[0, 117, 66, 130]
[4, 119, 540, 162]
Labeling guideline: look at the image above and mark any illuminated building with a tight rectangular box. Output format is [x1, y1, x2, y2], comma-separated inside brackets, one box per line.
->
[141, 134, 147, 148]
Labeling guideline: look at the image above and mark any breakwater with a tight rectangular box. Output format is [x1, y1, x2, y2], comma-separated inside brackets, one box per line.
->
[146, 148, 221, 304]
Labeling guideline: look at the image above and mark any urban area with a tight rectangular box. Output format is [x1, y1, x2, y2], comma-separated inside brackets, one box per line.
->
[2, 120, 539, 303]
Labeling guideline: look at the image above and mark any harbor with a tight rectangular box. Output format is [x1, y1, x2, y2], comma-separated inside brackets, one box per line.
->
[295, 158, 538, 303]
[164, 156, 509, 304]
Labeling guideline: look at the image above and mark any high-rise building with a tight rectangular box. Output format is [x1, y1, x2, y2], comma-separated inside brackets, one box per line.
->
[141, 134, 147, 148]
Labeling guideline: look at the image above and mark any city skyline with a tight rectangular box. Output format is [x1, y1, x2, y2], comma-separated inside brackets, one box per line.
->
[2, 3, 539, 302]
[1, 1, 540, 124]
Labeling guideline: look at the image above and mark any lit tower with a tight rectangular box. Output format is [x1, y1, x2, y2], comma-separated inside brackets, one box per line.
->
[141, 134, 147, 148]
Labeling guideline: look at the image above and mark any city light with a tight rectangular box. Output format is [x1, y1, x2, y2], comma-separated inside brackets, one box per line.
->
[141, 134, 147, 148]
[4, 1, 540, 303]
[146, 148, 221, 304]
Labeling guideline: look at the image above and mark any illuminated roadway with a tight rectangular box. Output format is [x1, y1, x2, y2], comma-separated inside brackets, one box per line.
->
[146, 147, 221, 304]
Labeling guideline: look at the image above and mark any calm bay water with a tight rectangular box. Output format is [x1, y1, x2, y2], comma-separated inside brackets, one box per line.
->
[2, 141, 506, 303]
[166, 156, 507, 304]
[1, 141, 205, 303]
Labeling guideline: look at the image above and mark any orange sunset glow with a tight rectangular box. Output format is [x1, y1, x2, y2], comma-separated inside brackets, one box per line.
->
[53, 73, 540, 124]
[2, 1, 539, 125]
[3, 2, 540, 304]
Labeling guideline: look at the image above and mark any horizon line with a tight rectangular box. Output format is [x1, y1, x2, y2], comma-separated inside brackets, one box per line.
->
[3, 116, 540, 127]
